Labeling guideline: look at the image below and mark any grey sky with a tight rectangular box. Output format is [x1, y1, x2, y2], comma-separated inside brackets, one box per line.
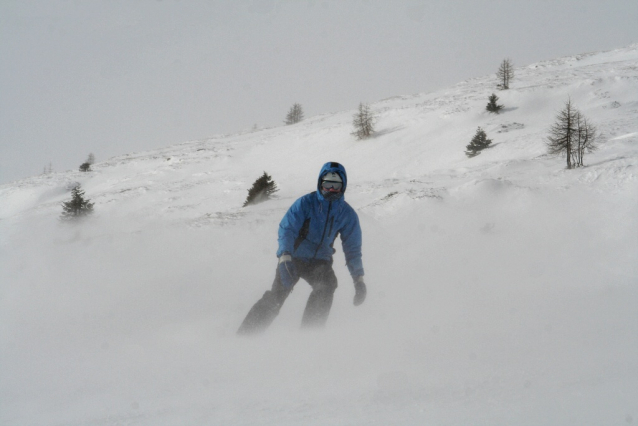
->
[1, 0, 637, 184]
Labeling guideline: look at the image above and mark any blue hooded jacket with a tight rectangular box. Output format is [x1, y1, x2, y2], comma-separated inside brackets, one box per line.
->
[277, 162, 364, 277]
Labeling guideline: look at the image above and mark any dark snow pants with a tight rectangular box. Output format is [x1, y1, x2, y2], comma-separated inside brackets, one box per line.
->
[237, 259, 338, 335]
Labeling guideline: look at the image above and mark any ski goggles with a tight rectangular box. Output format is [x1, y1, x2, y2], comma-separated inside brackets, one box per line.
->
[321, 180, 343, 192]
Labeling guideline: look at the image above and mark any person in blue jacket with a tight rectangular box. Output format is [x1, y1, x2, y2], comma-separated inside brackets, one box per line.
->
[237, 161, 366, 334]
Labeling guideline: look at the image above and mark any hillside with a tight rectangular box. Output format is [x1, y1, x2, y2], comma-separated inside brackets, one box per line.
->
[1, 45, 637, 426]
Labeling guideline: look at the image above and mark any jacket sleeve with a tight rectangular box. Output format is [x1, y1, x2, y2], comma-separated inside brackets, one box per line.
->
[277, 197, 307, 257]
[340, 208, 364, 277]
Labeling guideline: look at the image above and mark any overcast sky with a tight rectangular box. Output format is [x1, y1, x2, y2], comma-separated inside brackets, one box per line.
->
[1, 0, 637, 184]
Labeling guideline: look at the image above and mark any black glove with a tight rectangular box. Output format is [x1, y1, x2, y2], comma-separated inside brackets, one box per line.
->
[278, 254, 297, 289]
[353, 276, 367, 306]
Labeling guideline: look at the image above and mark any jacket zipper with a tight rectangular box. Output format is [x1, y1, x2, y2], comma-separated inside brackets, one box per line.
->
[312, 200, 333, 259]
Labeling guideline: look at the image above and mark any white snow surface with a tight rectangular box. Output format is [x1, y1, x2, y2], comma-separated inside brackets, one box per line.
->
[1, 45, 638, 426]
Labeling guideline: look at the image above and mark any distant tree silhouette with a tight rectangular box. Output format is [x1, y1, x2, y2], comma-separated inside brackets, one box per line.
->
[79, 153, 95, 172]
[351, 102, 376, 140]
[60, 184, 94, 221]
[547, 99, 597, 169]
[465, 127, 492, 157]
[486, 93, 504, 113]
[243, 172, 279, 207]
[285, 103, 304, 125]
[496, 58, 514, 90]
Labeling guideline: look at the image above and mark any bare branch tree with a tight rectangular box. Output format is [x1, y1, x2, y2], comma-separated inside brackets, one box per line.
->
[547, 99, 577, 169]
[546, 99, 597, 169]
[496, 58, 514, 90]
[351, 102, 376, 140]
[284, 103, 304, 125]
[573, 112, 598, 167]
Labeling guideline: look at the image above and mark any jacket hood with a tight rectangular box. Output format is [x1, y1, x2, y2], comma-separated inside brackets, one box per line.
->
[317, 162, 348, 194]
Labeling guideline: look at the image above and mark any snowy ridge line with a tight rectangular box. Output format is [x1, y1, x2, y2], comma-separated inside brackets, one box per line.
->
[0, 43, 636, 226]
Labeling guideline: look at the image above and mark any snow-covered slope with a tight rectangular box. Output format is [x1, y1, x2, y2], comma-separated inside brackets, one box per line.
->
[1, 45, 637, 426]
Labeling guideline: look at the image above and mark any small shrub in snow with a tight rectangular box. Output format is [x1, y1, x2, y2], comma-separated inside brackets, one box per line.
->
[243, 172, 278, 207]
[486, 93, 504, 114]
[352, 102, 376, 140]
[79, 153, 95, 172]
[60, 184, 94, 221]
[284, 103, 304, 125]
[465, 127, 492, 157]
[546, 98, 598, 169]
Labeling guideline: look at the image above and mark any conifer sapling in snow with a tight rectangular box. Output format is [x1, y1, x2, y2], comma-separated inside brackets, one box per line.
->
[243, 172, 279, 206]
[465, 127, 492, 157]
[60, 184, 94, 221]
[486, 93, 504, 113]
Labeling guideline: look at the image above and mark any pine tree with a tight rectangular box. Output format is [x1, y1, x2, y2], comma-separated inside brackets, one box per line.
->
[284, 103, 304, 125]
[60, 184, 94, 221]
[351, 102, 376, 140]
[496, 58, 514, 90]
[546, 99, 597, 169]
[243, 172, 278, 207]
[465, 127, 492, 157]
[486, 93, 504, 113]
